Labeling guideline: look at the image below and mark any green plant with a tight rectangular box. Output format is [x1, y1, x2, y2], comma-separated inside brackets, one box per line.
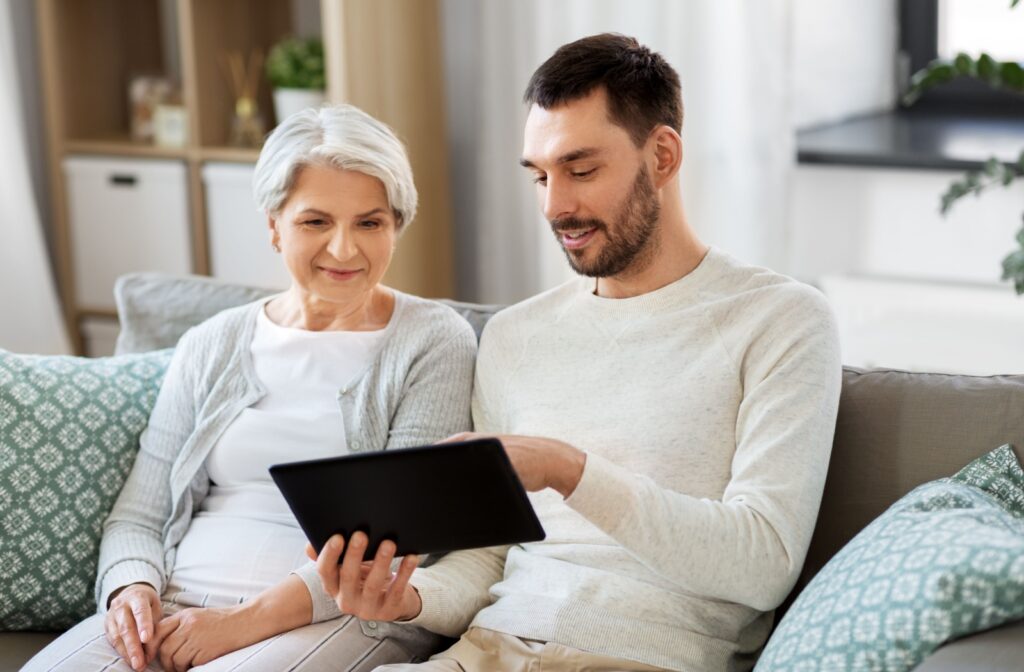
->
[902, 0, 1024, 293]
[266, 36, 325, 90]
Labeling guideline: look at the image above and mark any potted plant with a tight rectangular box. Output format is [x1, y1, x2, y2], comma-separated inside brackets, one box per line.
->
[266, 36, 326, 123]
[903, 0, 1024, 292]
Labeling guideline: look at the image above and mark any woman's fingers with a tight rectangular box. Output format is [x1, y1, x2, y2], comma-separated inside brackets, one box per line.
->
[438, 432, 475, 444]
[131, 595, 153, 644]
[172, 643, 194, 672]
[315, 534, 345, 597]
[338, 532, 368, 612]
[113, 606, 145, 671]
[361, 540, 397, 609]
[148, 613, 178, 665]
[104, 614, 129, 663]
[383, 554, 419, 616]
[158, 616, 183, 672]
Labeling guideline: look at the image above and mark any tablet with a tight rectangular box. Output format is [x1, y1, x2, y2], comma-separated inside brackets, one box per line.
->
[269, 438, 545, 559]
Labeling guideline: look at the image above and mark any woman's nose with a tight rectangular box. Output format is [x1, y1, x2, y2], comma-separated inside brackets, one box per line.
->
[327, 227, 357, 259]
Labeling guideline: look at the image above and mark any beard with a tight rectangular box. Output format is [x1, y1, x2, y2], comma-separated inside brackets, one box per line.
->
[550, 164, 661, 278]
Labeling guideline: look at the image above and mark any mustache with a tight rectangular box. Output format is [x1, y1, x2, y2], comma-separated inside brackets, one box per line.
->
[550, 217, 607, 234]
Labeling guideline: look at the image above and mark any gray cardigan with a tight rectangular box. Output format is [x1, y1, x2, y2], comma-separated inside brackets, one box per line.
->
[96, 291, 477, 623]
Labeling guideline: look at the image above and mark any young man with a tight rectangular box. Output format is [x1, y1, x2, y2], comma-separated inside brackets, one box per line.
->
[313, 33, 842, 672]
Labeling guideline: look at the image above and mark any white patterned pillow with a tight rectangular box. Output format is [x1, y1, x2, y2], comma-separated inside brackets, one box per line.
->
[0, 349, 172, 630]
[757, 445, 1024, 672]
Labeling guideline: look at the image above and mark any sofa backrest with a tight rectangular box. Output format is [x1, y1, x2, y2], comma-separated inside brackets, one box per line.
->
[114, 273, 1024, 614]
[113, 273, 503, 353]
[788, 367, 1024, 614]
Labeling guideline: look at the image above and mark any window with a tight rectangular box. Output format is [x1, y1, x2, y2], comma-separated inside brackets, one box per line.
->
[938, 0, 1024, 62]
[900, 0, 1024, 113]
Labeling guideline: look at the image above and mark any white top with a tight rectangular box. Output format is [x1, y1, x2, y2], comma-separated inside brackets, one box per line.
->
[408, 248, 843, 672]
[169, 304, 387, 599]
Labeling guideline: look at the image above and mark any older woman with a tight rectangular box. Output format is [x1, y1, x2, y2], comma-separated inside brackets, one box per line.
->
[25, 105, 476, 672]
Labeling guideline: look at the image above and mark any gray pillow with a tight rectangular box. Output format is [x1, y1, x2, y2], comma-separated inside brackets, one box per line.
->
[114, 273, 502, 354]
[114, 273, 277, 354]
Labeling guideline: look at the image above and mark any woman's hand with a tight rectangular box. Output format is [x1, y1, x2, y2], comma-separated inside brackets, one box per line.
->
[156, 606, 250, 672]
[104, 582, 162, 672]
[309, 532, 422, 622]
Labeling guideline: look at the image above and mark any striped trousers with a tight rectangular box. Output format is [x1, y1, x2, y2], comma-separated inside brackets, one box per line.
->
[22, 592, 441, 672]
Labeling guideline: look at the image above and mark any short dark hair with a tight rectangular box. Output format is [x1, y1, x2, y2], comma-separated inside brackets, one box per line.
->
[523, 33, 683, 147]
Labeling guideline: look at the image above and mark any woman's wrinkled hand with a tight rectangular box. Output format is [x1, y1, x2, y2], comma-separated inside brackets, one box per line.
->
[104, 583, 162, 672]
[156, 606, 250, 672]
[308, 532, 422, 622]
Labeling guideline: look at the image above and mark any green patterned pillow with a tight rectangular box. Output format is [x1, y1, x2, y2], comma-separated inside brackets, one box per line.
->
[757, 445, 1024, 672]
[0, 348, 172, 630]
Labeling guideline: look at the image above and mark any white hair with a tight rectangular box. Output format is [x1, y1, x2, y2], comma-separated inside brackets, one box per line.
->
[252, 104, 417, 230]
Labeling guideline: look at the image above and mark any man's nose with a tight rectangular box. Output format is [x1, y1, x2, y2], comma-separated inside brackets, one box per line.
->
[543, 178, 578, 223]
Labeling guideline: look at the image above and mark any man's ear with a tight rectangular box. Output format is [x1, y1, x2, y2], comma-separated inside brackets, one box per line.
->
[649, 125, 683, 188]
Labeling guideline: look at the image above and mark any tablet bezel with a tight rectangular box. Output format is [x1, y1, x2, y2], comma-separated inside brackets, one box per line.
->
[269, 438, 545, 559]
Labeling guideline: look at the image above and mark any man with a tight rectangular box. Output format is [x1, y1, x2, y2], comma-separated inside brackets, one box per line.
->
[312, 33, 842, 671]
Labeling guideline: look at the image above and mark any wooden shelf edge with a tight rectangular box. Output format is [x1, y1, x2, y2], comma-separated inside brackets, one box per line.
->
[77, 308, 119, 321]
[64, 138, 190, 159]
[195, 146, 261, 163]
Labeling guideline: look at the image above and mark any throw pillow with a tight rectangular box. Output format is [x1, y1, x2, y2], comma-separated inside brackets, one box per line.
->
[0, 348, 173, 630]
[756, 444, 1024, 672]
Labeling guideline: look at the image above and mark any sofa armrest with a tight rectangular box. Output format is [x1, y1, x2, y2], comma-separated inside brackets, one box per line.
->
[914, 619, 1024, 671]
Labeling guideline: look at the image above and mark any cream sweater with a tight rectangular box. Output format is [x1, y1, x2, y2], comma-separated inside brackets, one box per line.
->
[408, 249, 842, 671]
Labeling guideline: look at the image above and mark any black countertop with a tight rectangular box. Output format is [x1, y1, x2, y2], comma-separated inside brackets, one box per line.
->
[796, 110, 1024, 171]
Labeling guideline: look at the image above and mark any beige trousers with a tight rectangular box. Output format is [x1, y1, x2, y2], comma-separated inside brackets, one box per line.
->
[375, 627, 668, 672]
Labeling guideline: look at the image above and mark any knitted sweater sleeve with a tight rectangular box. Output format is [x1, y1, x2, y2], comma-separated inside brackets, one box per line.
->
[95, 329, 200, 611]
[564, 288, 842, 611]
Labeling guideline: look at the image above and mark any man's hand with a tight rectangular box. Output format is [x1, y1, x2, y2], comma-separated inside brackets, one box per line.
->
[104, 583, 162, 672]
[156, 606, 251, 672]
[309, 532, 423, 622]
[444, 432, 586, 497]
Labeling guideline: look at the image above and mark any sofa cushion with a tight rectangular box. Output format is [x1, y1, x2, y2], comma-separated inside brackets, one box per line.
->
[113, 273, 277, 354]
[913, 617, 1024, 671]
[0, 632, 59, 672]
[0, 349, 172, 630]
[113, 273, 502, 354]
[757, 445, 1024, 671]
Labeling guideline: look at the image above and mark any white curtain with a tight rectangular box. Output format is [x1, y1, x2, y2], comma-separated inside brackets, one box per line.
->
[441, 0, 794, 304]
[0, 1, 70, 354]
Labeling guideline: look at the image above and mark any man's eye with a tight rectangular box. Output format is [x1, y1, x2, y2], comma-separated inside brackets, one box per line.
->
[532, 174, 548, 185]
[571, 169, 596, 179]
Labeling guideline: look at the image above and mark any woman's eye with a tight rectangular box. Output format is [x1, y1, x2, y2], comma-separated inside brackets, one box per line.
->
[359, 220, 380, 229]
[304, 219, 327, 227]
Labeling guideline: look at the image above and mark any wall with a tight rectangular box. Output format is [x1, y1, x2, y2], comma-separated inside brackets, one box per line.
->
[790, 0, 899, 129]
[8, 0, 50, 243]
[790, 164, 1024, 374]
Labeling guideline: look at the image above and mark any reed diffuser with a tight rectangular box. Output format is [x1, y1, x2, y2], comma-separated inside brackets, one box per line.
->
[221, 49, 265, 148]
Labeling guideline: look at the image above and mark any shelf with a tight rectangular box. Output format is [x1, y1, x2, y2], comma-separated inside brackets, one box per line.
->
[197, 146, 262, 164]
[187, 0, 296, 148]
[64, 136, 189, 160]
[48, 0, 176, 143]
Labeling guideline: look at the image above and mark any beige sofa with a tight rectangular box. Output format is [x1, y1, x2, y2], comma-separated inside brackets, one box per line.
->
[2, 273, 1022, 671]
